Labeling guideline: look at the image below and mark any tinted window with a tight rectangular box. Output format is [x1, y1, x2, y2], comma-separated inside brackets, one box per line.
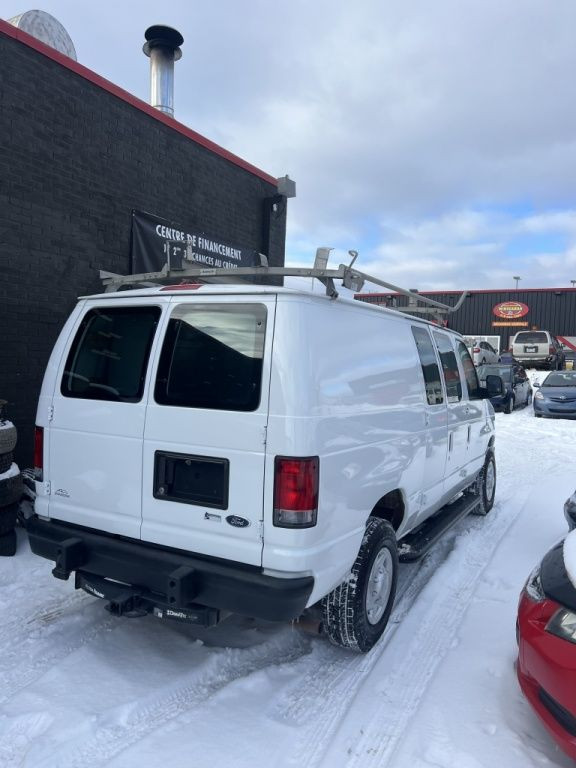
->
[433, 332, 462, 402]
[456, 341, 481, 397]
[514, 332, 548, 344]
[61, 306, 160, 402]
[155, 304, 266, 411]
[411, 326, 443, 405]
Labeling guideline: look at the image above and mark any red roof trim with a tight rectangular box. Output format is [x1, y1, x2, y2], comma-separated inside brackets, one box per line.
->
[356, 287, 576, 298]
[0, 19, 277, 187]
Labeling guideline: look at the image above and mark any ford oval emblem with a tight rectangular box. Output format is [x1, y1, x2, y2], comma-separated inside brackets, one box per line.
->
[226, 515, 250, 528]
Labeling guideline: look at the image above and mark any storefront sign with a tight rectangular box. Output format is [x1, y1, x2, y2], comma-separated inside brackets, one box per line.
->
[492, 321, 529, 327]
[492, 301, 529, 319]
[130, 210, 259, 274]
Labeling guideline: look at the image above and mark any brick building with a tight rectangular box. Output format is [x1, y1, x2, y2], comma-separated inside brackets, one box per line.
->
[0, 19, 288, 464]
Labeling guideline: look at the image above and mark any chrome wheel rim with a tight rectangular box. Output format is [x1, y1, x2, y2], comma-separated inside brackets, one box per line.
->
[485, 461, 496, 502]
[366, 548, 393, 625]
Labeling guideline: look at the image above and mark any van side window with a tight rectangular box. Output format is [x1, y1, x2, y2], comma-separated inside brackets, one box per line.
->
[456, 340, 481, 398]
[411, 327, 444, 405]
[433, 332, 462, 403]
[154, 303, 267, 412]
[61, 307, 161, 402]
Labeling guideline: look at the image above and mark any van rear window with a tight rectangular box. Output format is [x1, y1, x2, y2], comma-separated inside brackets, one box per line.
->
[61, 306, 161, 402]
[154, 304, 266, 411]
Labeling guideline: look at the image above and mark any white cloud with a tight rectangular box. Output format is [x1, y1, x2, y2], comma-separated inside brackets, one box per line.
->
[22, 0, 576, 289]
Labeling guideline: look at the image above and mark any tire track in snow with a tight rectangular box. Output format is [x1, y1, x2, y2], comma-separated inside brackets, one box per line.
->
[267, 533, 461, 757]
[275, 485, 532, 768]
[31, 629, 312, 768]
[0, 600, 118, 706]
[316, 490, 532, 768]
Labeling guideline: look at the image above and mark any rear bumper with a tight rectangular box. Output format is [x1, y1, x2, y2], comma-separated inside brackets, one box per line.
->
[515, 355, 556, 367]
[26, 516, 314, 623]
[533, 400, 576, 418]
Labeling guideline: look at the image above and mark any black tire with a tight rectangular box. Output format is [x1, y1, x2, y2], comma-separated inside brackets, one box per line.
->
[504, 396, 515, 414]
[526, 391, 533, 407]
[0, 503, 17, 535]
[535, 412, 543, 418]
[0, 529, 17, 557]
[0, 473, 23, 507]
[321, 517, 398, 652]
[0, 451, 13, 474]
[0, 424, 17, 454]
[471, 452, 496, 516]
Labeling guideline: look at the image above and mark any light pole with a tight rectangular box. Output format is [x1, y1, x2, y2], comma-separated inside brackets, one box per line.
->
[571, 280, 576, 288]
[513, 275, 521, 289]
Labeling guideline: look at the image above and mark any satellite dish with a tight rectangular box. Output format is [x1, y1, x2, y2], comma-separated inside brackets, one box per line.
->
[8, 10, 77, 60]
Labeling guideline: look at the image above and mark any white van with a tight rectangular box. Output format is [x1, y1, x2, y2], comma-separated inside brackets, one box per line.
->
[27, 280, 498, 651]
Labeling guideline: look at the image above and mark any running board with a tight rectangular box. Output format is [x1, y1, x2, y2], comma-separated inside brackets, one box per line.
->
[398, 493, 480, 562]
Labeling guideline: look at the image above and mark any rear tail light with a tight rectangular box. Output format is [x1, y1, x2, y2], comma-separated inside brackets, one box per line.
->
[273, 456, 319, 528]
[34, 426, 44, 481]
[473, 347, 480, 353]
[549, 345, 555, 355]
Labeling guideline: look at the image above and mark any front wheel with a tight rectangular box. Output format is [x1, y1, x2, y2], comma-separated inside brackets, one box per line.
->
[505, 396, 515, 414]
[322, 517, 398, 652]
[471, 452, 496, 516]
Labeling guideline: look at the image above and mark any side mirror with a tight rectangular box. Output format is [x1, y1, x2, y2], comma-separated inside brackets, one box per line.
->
[485, 374, 504, 397]
[533, 382, 540, 388]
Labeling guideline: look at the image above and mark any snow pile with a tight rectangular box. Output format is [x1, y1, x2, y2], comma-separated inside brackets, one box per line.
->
[0, 381, 575, 767]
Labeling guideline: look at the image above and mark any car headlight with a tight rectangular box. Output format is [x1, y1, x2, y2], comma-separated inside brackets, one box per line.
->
[546, 608, 576, 644]
[534, 390, 544, 400]
[524, 564, 545, 601]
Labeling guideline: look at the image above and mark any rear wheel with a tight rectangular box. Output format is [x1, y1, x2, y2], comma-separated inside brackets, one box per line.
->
[505, 396, 515, 414]
[322, 517, 398, 652]
[470, 452, 496, 516]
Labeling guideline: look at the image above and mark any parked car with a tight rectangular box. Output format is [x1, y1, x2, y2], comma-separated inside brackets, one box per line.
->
[517, 531, 576, 762]
[533, 371, 576, 419]
[26, 280, 500, 652]
[511, 331, 565, 370]
[467, 339, 500, 366]
[476, 363, 532, 413]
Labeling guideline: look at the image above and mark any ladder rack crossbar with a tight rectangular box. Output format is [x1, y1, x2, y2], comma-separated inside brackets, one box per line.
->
[100, 261, 467, 313]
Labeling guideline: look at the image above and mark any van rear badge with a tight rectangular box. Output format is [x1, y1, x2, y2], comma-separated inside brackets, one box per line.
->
[55, 489, 70, 498]
[226, 515, 250, 528]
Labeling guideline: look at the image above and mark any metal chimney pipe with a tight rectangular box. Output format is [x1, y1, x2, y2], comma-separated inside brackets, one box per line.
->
[143, 25, 184, 117]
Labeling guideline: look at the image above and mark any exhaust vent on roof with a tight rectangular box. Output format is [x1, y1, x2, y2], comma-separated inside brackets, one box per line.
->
[143, 25, 184, 117]
[8, 10, 77, 60]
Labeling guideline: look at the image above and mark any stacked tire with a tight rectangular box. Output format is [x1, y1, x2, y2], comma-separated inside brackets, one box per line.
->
[0, 403, 23, 557]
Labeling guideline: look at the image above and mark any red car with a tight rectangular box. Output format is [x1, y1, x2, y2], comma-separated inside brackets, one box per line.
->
[517, 535, 576, 761]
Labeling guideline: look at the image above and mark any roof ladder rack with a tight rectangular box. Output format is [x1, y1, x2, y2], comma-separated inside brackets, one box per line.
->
[100, 247, 468, 314]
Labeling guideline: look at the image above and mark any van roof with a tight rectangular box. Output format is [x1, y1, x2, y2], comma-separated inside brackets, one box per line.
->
[80, 282, 463, 335]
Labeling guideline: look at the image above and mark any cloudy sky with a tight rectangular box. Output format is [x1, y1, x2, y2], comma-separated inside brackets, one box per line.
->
[8, 1, 576, 291]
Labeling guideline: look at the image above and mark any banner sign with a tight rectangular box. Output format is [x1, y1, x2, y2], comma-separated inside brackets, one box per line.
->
[130, 210, 259, 274]
[492, 301, 529, 319]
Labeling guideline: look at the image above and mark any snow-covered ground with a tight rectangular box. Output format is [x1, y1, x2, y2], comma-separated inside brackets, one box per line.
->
[1, 373, 575, 768]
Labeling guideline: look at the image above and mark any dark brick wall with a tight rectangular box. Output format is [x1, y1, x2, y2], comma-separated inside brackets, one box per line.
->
[0, 27, 286, 465]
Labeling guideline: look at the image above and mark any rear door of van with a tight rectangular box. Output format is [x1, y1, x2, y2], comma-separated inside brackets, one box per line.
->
[47, 298, 169, 538]
[140, 296, 275, 567]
